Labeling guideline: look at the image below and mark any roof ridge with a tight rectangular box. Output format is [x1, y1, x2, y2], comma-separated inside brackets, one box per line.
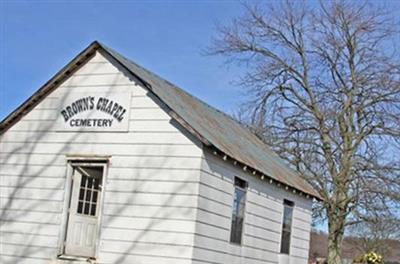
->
[97, 42, 261, 139]
[97, 42, 320, 199]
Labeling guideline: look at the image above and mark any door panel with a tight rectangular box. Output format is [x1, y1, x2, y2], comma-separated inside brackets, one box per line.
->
[65, 165, 104, 258]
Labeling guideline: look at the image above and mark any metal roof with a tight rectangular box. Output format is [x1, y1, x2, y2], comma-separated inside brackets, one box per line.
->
[98, 43, 320, 199]
[0, 41, 320, 199]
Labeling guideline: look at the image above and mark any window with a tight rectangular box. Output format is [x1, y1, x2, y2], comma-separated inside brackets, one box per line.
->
[76, 167, 102, 217]
[280, 199, 294, 254]
[230, 177, 247, 244]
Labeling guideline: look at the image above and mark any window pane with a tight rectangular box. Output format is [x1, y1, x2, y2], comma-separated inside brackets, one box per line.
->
[92, 191, 98, 203]
[232, 189, 245, 217]
[84, 202, 90, 215]
[230, 217, 243, 244]
[230, 218, 236, 242]
[80, 175, 87, 187]
[86, 190, 92, 202]
[238, 198, 246, 216]
[94, 178, 100, 190]
[90, 203, 96, 216]
[282, 207, 293, 231]
[280, 230, 291, 254]
[79, 189, 85, 200]
[75, 166, 103, 216]
[87, 177, 93, 189]
[280, 201, 294, 254]
[77, 201, 83, 214]
[230, 177, 247, 244]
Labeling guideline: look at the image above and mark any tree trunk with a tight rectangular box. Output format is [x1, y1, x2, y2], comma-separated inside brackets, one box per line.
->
[327, 212, 345, 264]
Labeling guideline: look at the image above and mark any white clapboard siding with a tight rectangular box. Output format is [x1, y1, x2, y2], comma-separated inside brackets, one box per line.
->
[241, 159, 312, 264]
[193, 222, 230, 242]
[292, 219, 312, 234]
[0, 49, 315, 264]
[89, 53, 109, 63]
[97, 252, 192, 264]
[1, 197, 63, 213]
[196, 208, 230, 225]
[0, 176, 65, 189]
[293, 207, 313, 223]
[246, 202, 282, 223]
[60, 73, 133, 87]
[0, 210, 61, 225]
[194, 234, 279, 259]
[245, 223, 281, 241]
[290, 246, 309, 258]
[1, 141, 202, 157]
[101, 215, 197, 234]
[0, 244, 57, 259]
[103, 204, 197, 222]
[245, 213, 282, 231]
[105, 179, 199, 193]
[0, 231, 59, 248]
[101, 228, 194, 245]
[103, 192, 199, 207]
[1, 131, 195, 145]
[0, 50, 203, 263]
[247, 191, 283, 213]
[291, 226, 311, 239]
[107, 167, 200, 181]
[0, 255, 53, 264]
[99, 240, 193, 259]
[197, 182, 232, 206]
[72, 60, 120, 75]
[291, 236, 311, 250]
[0, 153, 201, 170]
[191, 149, 313, 264]
[0, 221, 60, 236]
[56, 83, 149, 96]
[244, 234, 280, 252]
[0, 164, 67, 178]
[0, 186, 64, 201]
[197, 195, 232, 216]
[34, 94, 165, 111]
[193, 246, 279, 264]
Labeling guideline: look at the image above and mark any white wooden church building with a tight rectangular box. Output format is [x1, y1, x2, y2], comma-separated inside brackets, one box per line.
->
[0, 42, 320, 264]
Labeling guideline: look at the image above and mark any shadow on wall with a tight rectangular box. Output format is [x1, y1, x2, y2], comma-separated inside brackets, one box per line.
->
[0, 70, 113, 262]
[0, 63, 201, 264]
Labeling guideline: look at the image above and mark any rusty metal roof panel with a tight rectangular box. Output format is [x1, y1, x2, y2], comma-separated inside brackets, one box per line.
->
[99, 43, 320, 199]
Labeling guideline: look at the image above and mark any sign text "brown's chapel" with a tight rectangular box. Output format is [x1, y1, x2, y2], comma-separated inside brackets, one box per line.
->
[60, 96, 127, 127]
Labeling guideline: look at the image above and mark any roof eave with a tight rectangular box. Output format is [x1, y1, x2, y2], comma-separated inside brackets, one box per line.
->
[207, 146, 323, 201]
[0, 41, 322, 201]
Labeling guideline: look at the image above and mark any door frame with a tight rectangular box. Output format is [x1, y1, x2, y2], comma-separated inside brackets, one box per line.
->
[57, 156, 109, 259]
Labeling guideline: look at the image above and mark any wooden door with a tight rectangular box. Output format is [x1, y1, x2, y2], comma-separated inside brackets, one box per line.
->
[65, 165, 104, 258]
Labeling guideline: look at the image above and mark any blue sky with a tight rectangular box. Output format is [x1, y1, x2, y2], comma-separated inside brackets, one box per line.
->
[1, 1, 399, 120]
[1, 0, 246, 120]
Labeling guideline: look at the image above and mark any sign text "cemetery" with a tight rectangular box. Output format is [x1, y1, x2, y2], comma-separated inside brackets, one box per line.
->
[60, 96, 127, 128]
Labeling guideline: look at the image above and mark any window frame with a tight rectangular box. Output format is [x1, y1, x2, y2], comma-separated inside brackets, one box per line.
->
[280, 199, 294, 254]
[229, 176, 248, 245]
[57, 158, 109, 258]
[76, 166, 103, 217]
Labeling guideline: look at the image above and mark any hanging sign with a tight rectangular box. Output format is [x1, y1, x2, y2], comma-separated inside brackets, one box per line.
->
[56, 92, 131, 132]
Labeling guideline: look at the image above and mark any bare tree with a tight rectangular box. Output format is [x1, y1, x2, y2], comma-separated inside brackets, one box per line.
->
[209, 1, 400, 263]
[348, 216, 400, 257]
